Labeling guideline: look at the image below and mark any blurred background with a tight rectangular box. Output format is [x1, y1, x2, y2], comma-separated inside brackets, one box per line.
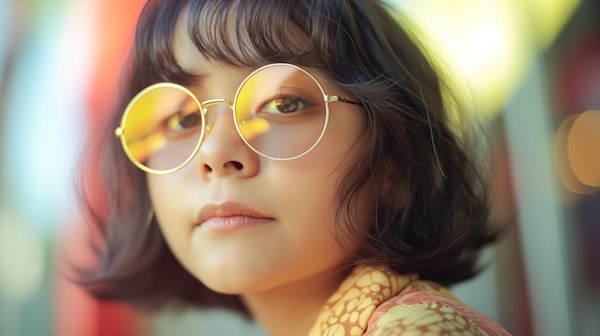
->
[0, 0, 598, 335]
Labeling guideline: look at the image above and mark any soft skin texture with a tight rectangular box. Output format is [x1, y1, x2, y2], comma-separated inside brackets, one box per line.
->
[146, 10, 374, 336]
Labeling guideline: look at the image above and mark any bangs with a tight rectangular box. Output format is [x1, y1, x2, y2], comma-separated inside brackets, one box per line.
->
[132, 0, 333, 87]
[186, 0, 320, 66]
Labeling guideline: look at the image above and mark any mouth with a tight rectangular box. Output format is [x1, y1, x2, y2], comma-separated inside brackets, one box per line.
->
[195, 202, 275, 232]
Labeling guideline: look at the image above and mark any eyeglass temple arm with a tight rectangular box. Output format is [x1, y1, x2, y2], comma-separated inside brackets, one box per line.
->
[327, 95, 362, 105]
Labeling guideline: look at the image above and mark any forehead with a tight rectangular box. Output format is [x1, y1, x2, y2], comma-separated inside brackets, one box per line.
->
[172, 4, 213, 75]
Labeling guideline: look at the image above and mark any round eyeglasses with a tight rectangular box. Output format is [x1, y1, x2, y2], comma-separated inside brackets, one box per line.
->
[115, 63, 360, 174]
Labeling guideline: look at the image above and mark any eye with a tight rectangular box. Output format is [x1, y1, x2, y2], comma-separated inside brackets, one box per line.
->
[261, 95, 307, 114]
[161, 109, 202, 139]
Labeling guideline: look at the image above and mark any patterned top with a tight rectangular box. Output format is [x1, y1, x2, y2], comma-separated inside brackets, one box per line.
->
[308, 265, 511, 335]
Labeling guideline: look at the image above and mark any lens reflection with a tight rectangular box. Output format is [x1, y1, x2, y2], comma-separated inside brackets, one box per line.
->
[121, 83, 204, 172]
[234, 64, 327, 159]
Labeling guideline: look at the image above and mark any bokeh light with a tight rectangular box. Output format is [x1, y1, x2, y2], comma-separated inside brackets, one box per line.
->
[555, 113, 598, 196]
[568, 110, 600, 188]
[391, 0, 581, 118]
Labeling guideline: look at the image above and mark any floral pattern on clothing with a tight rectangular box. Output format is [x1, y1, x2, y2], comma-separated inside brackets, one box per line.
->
[309, 265, 510, 336]
[308, 265, 416, 336]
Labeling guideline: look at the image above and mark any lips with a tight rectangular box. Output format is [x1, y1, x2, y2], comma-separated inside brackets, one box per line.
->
[195, 202, 274, 232]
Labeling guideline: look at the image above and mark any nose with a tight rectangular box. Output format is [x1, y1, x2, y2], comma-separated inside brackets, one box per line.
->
[196, 102, 259, 179]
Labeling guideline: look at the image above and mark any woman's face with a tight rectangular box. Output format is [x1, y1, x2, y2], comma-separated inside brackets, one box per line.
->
[147, 13, 374, 295]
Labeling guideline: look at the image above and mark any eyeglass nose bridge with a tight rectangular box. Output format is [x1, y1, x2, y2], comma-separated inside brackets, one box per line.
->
[199, 98, 234, 133]
[201, 98, 234, 109]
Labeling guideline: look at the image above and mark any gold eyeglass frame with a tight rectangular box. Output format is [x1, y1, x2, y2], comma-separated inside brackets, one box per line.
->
[115, 63, 360, 175]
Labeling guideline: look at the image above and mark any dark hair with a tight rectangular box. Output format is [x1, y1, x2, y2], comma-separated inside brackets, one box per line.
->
[76, 0, 499, 313]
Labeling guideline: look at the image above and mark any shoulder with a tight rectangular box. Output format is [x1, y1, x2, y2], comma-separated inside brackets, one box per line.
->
[365, 281, 511, 336]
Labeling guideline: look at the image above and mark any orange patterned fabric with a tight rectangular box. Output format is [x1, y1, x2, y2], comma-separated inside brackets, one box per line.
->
[308, 265, 510, 336]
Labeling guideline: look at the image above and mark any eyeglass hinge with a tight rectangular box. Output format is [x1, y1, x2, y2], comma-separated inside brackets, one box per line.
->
[327, 95, 361, 105]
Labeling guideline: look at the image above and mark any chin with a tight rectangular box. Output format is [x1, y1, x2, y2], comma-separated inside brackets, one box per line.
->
[188, 260, 275, 295]
[199, 272, 270, 295]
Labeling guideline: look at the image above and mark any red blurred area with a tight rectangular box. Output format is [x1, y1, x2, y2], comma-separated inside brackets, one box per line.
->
[56, 1, 146, 336]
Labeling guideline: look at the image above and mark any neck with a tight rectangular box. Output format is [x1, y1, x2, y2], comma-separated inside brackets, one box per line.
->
[241, 268, 349, 336]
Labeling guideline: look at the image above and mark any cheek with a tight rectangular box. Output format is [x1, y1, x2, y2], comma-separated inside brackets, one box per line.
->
[286, 116, 372, 243]
[146, 174, 189, 249]
[270, 154, 375, 253]
[147, 175, 170, 218]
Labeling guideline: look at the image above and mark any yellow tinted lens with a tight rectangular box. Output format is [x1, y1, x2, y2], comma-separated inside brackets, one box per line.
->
[234, 64, 328, 160]
[121, 83, 204, 172]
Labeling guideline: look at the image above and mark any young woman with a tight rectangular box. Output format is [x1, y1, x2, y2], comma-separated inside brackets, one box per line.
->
[77, 0, 510, 335]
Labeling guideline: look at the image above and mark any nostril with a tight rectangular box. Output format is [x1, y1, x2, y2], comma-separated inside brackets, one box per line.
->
[200, 161, 244, 176]
[228, 161, 243, 170]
